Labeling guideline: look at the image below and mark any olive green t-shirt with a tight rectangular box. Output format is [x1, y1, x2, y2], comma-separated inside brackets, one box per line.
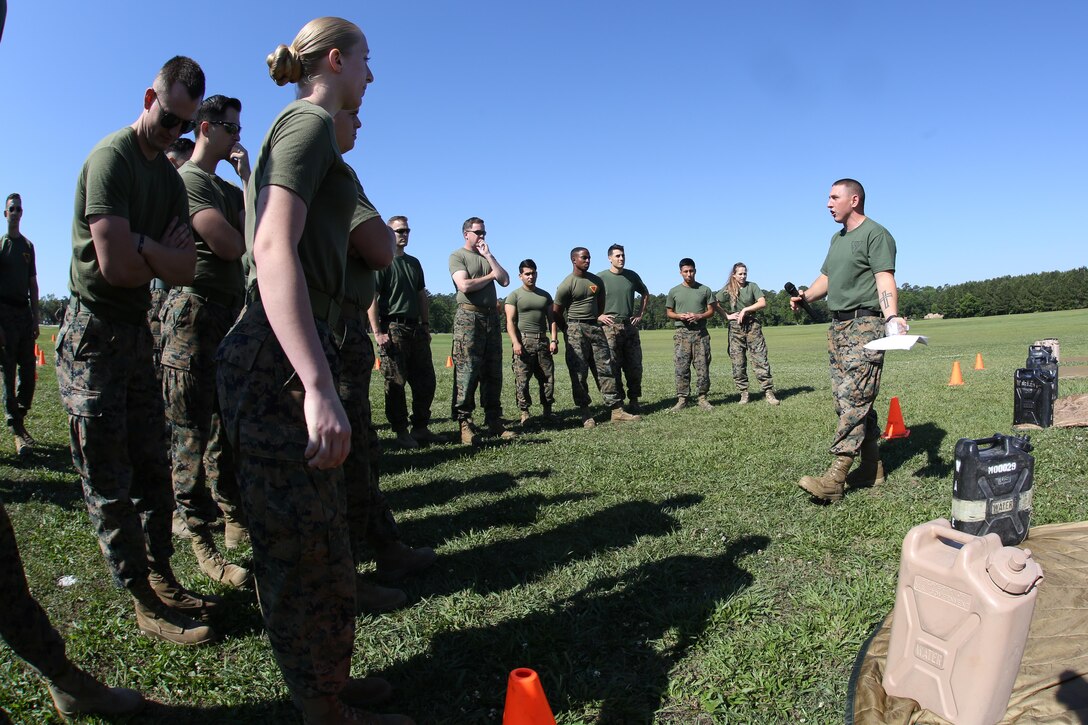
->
[714, 281, 764, 317]
[244, 100, 355, 313]
[70, 126, 190, 322]
[597, 267, 648, 318]
[448, 248, 496, 307]
[820, 218, 896, 312]
[376, 253, 425, 319]
[666, 282, 714, 329]
[178, 161, 244, 301]
[0, 233, 35, 303]
[505, 285, 553, 335]
[555, 272, 606, 321]
[343, 165, 379, 309]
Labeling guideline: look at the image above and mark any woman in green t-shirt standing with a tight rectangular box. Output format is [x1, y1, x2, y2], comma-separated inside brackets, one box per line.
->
[715, 262, 779, 406]
[216, 17, 412, 725]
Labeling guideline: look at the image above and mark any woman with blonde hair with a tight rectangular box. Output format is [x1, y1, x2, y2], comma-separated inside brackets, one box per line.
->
[715, 262, 779, 405]
[216, 17, 412, 725]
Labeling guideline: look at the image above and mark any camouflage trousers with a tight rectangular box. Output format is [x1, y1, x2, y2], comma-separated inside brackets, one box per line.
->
[827, 316, 885, 456]
[728, 319, 774, 392]
[56, 299, 174, 590]
[340, 315, 399, 563]
[602, 321, 643, 401]
[451, 307, 504, 423]
[148, 285, 169, 386]
[379, 320, 436, 432]
[217, 301, 355, 698]
[159, 290, 243, 532]
[0, 303, 35, 427]
[511, 332, 555, 411]
[565, 321, 620, 408]
[0, 496, 68, 680]
[673, 327, 712, 398]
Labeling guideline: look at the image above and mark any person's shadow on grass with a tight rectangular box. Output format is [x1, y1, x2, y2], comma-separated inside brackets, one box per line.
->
[380, 534, 771, 723]
[880, 421, 950, 480]
[383, 469, 548, 512]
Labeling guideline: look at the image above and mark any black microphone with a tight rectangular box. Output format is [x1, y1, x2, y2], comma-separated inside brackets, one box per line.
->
[784, 282, 816, 320]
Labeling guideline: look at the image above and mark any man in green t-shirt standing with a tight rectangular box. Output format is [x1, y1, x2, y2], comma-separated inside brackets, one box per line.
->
[0, 193, 39, 458]
[58, 57, 218, 645]
[449, 217, 515, 444]
[162, 94, 251, 590]
[505, 259, 559, 425]
[666, 258, 716, 411]
[789, 179, 908, 503]
[369, 215, 438, 449]
[598, 244, 649, 414]
[554, 248, 642, 428]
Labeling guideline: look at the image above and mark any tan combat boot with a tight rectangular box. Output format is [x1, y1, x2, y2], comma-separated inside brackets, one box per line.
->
[696, 395, 713, 411]
[356, 577, 408, 614]
[798, 455, 854, 502]
[298, 694, 415, 725]
[375, 541, 437, 581]
[519, 410, 531, 425]
[580, 407, 596, 428]
[765, 390, 780, 406]
[409, 426, 442, 444]
[611, 407, 642, 422]
[849, 438, 885, 488]
[488, 419, 517, 440]
[393, 430, 419, 449]
[130, 579, 216, 646]
[669, 397, 688, 413]
[223, 509, 249, 549]
[459, 420, 480, 446]
[738, 391, 749, 405]
[171, 511, 192, 539]
[191, 529, 251, 588]
[148, 569, 222, 622]
[13, 431, 32, 459]
[47, 662, 145, 720]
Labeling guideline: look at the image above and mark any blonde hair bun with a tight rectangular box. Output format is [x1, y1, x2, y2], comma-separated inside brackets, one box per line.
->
[267, 44, 303, 86]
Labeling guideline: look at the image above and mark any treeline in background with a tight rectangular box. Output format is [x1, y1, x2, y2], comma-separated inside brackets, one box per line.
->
[35, 267, 1088, 334]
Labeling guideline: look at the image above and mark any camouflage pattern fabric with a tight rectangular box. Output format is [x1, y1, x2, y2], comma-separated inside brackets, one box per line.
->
[728, 319, 774, 393]
[217, 302, 355, 697]
[564, 320, 620, 408]
[511, 332, 555, 411]
[159, 290, 242, 531]
[0, 497, 69, 679]
[339, 315, 399, 565]
[0, 303, 35, 427]
[603, 321, 643, 401]
[827, 316, 884, 456]
[379, 321, 436, 432]
[147, 286, 168, 384]
[450, 307, 504, 423]
[673, 328, 712, 398]
[55, 299, 175, 589]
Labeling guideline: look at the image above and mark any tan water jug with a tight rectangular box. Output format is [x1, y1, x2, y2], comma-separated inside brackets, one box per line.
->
[882, 519, 1043, 725]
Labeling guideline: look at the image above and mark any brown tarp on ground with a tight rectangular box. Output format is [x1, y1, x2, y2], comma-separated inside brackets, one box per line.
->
[1055, 394, 1088, 428]
[848, 521, 1088, 724]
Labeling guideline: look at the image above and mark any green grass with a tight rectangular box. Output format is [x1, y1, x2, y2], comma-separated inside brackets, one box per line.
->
[3, 310, 1087, 723]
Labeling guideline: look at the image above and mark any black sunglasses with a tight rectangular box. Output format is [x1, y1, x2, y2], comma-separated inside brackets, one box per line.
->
[469, 230, 487, 238]
[7, 206, 22, 213]
[156, 95, 196, 134]
[208, 120, 242, 135]
[394, 228, 411, 235]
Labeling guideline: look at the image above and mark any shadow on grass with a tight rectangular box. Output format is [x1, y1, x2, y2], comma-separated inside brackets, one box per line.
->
[130, 699, 298, 724]
[709, 384, 818, 407]
[404, 494, 703, 599]
[383, 534, 771, 723]
[881, 421, 951, 479]
[0, 446, 83, 510]
[397, 491, 593, 546]
[384, 469, 548, 512]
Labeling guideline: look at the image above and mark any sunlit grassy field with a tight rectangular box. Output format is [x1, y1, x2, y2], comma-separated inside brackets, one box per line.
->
[3, 309, 1087, 723]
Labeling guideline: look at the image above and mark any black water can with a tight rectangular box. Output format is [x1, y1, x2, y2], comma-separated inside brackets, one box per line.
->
[952, 433, 1034, 545]
[1014, 367, 1055, 428]
[1026, 345, 1059, 401]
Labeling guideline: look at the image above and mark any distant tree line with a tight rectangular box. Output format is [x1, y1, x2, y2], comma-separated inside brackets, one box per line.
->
[37, 267, 1087, 333]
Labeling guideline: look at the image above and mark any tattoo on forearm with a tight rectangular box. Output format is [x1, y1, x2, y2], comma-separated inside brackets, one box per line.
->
[879, 291, 892, 310]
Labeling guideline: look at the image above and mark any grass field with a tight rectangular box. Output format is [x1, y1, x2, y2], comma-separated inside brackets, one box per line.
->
[2, 309, 1087, 724]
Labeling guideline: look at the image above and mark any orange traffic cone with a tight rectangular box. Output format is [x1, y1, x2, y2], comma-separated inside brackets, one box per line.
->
[37, 350, 45, 366]
[948, 360, 964, 386]
[34, 343, 40, 357]
[374, 357, 380, 370]
[51, 333, 56, 343]
[503, 668, 556, 725]
[974, 353, 985, 370]
[882, 396, 910, 439]
[446, 356, 453, 368]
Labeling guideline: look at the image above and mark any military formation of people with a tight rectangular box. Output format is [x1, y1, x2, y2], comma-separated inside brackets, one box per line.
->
[0, 12, 906, 723]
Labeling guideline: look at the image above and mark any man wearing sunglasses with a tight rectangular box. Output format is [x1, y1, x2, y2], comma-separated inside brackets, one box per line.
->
[0, 193, 39, 458]
[449, 217, 515, 445]
[59, 56, 219, 646]
[160, 95, 251, 591]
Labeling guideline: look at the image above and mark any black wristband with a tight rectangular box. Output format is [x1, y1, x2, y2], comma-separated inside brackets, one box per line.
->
[137, 234, 145, 255]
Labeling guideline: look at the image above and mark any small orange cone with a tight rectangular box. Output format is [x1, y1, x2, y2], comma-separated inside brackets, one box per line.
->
[374, 357, 381, 370]
[974, 353, 985, 370]
[503, 668, 556, 725]
[446, 356, 453, 368]
[948, 360, 964, 386]
[34, 343, 40, 357]
[51, 333, 56, 343]
[882, 396, 910, 439]
[37, 350, 46, 366]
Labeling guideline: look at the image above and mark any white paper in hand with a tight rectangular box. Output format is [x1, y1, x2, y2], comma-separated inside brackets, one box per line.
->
[864, 335, 929, 351]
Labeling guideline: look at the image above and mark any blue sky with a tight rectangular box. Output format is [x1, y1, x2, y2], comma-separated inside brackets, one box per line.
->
[2, 1, 1085, 299]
